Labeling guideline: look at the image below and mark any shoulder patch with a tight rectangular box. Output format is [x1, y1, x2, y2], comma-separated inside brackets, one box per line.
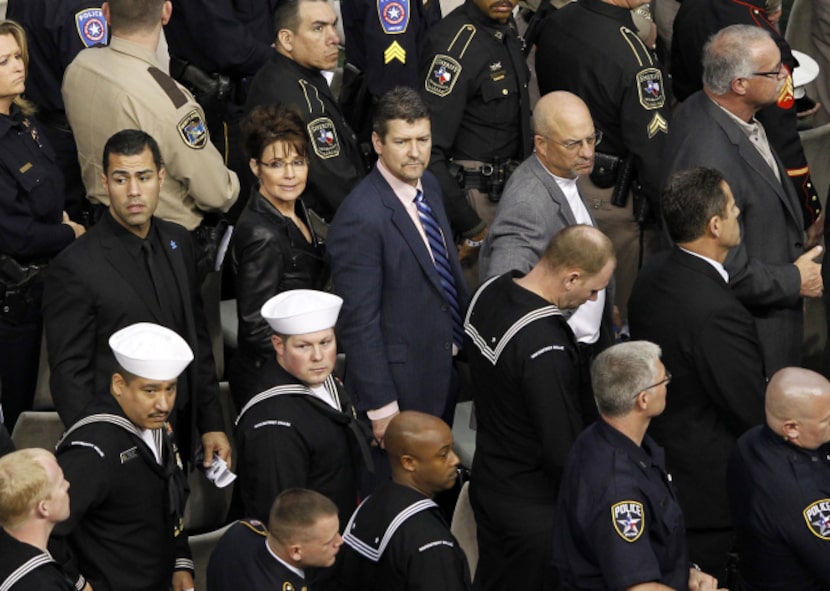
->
[803, 499, 830, 539]
[307, 118, 341, 159]
[75, 8, 108, 48]
[377, 0, 410, 34]
[636, 68, 665, 110]
[148, 67, 188, 109]
[611, 500, 644, 542]
[177, 110, 208, 149]
[425, 55, 462, 97]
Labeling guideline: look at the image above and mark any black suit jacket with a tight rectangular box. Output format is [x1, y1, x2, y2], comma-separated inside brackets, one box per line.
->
[629, 248, 766, 529]
[43, 214, 223, 434]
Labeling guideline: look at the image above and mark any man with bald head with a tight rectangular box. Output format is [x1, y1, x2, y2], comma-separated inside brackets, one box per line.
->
[339, 411, 470, 591]
[728, 368, 830, 590]
[480, 90, 614, 353]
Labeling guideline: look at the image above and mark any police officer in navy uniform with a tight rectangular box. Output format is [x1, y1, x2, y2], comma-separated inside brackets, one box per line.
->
[534, 0, 671, 321]
[208, 489, 343, 591]
[0, 448, 75, 591]
[554, 341, 724, 591]
[671, 0, 823, 247]
[246, 0, 366, 223]
[418, 0, 532, 289]
[5, 0, 108, 222]
[728, 368, 830, 590]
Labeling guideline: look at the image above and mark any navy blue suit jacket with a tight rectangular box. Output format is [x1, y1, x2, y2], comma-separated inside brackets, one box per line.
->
[327, 166, 468, 419]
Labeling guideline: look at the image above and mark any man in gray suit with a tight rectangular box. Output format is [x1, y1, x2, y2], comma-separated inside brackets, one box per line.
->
[480, 91, 614, 350]
[664, 24, 823, 376]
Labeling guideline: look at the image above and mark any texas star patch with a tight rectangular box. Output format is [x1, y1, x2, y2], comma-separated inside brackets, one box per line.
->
[176, 110, 208, 149]
[75, 8, 108, 48]
[636, 68, 666, 110]
[611, 500, 644, 542]
[377, 0, 409, 34]
[308, 117, 341, 159]
[425, 55, 462, 98]
[803, 498, 830, 539]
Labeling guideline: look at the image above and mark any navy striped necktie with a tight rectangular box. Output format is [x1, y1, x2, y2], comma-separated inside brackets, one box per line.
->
[415, 190, 464, 348]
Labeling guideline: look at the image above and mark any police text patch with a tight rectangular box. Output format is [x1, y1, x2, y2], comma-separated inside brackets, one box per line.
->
[636, 68, 665, 110]
[425, 55, 461, 98]
[176, 110, 208, 149]
[75, 8, 108, 48]
[803, 498, 830, 539]
[308, 118, 341, 159]
[612, 500, 644, 542]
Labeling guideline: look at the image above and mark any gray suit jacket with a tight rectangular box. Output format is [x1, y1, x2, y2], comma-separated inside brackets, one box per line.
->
[664, 90, 804, 375]
[479, 154, 614, 348]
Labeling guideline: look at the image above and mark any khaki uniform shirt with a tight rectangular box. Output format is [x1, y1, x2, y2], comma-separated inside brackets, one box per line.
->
[63, 36, 239, 230]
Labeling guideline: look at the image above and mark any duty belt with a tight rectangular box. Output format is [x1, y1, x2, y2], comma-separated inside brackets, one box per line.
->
[452, 158, 521, 202]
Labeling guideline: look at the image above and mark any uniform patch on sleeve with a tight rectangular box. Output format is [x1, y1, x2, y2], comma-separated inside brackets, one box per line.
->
[377, 0, 409, 34]
[308, 118, 341, 159]
[75, 8, 108, 48]
[647, 112, 668, 138]
[612, 500, 644, 542]
[636, 68, 665, 110]
[176, 110, 208, 149]
[425, 55, 461, 97]
[803, 498, 830, 539]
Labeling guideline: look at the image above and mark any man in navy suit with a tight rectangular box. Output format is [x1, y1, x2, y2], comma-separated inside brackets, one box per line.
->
[629, 167, 766, 582]
[328, 87, 468, 452]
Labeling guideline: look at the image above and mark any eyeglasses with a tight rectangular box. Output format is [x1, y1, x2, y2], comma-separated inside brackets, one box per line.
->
[751, 62, 786, 79]
[550, 130, 603, 153]
[258, 158, 308, 171]
[632, 371, 672, 399]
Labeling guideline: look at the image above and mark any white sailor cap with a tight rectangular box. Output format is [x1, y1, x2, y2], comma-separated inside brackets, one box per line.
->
[108, 322, 194, 380]
[261, 289, 343, 335]
[792, 50, 820, 91]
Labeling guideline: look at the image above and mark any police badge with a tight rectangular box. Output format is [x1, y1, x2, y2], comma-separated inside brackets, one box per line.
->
[803, 498, 830, 540]
[307, 118, 341, 159]
[611, 500, 644, 542]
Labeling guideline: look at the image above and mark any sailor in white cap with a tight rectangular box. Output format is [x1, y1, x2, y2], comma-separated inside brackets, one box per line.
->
[49, 322, 197, 591]
[235, 289, 372, 591]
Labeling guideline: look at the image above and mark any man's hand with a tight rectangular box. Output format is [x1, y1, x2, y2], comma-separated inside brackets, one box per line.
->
[62, 211, 86, 239]
[794, 245, 823, 298]
[805, 213, 824, 251]
[201, 431, 232, 470]
[457, 226, 487, 267]
[172, 570, 195, 591]
[688, 567, 727, 590]
[371, 412, 399, 449]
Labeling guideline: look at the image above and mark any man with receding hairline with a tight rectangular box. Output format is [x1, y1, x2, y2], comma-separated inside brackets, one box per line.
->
[465, 224, 616, 590]
[480, 90, 615, 355]
[339, 411, 470, 591]
[728, 367, 830, 589]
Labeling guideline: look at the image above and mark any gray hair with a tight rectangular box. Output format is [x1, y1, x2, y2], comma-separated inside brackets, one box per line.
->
[702, 25, 774, 95]
[591, 341, 662, 417]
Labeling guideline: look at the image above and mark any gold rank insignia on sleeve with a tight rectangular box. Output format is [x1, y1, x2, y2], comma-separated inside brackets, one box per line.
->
[647, 113, 668, 138]
[611, 500, 645, 542]
[176, 110, 208, 149]
[384, 41, 407, 64]
[803, 498, 830, 539]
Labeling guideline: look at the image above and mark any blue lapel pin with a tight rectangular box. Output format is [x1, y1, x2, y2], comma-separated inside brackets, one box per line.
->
[170, 240, 178, 250]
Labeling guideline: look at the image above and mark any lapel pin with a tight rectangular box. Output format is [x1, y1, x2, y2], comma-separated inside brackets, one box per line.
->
[170, 240, 178, 250]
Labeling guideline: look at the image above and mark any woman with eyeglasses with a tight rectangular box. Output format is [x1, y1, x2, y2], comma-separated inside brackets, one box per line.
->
[228, 103, 328, 410]
[0, 20, 84, 432]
